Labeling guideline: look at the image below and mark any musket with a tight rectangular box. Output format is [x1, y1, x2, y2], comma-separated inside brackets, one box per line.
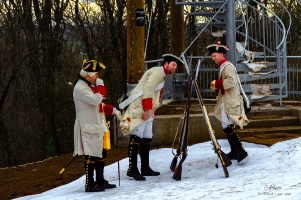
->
[170, 54, 193, 173]
[170, 114, 187, 172]
[182, 55, 231, 178]
[59, 154, 78, 174]
[169, 104, 187, 172]
[115, 117, 121, 186]
[171, 72, 193, 181]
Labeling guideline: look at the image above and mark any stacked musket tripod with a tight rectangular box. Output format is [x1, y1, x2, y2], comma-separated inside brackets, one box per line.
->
[170, 55, 232, 180]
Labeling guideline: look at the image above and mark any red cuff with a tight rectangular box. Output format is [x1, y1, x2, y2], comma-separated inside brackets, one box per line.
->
[99, 103, 114, 115]
[94, 85, 107, 98]
[215, 80, 223, 90]
[142, 98, 152, 110]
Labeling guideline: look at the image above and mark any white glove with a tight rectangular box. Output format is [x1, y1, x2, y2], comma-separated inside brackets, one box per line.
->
[96, 78, 104, 86]
[96, 93, 104, 102]
[113, 108, 121, 120]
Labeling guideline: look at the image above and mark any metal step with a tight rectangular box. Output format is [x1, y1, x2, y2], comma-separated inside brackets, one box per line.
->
[236, 52, 265, 62]
[267, 62, 278, 67]
[176, 1, 226, 9]
[196, 21, 225, 25]
[238, 73, 280, 82]
[236, 62, 277, 70]
[248, 95, 289, 103]
[240, 83, 285, 93]
[185, 11, 226, 19]
[240, 93, 288, 103]
[196, 22, 225, 29]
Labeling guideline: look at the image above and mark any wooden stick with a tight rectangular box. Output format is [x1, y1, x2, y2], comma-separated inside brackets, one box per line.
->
[115, 117, 121, 186]
[59, 154, 78, 174]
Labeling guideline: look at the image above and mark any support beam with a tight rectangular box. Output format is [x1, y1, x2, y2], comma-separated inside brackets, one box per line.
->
[170, 0, 185, 72]
[127, 0, 145, 84]
[225, 0, 236, 66]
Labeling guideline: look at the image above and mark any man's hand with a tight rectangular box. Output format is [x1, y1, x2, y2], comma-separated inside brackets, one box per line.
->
[142, 110, 150, 121]
[113, 108, 122, 120]
[96, 78, 104, 86]
[210, 80, 217, 91]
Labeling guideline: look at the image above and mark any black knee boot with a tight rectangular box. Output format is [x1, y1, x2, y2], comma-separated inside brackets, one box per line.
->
[95, 149, 116, 189]
[126, 135, 146, 181]
[84, 156, 104, 192]
[224, 124, 248, 163]
[140, 138, 160, 176]
[223, 126, 237, 160]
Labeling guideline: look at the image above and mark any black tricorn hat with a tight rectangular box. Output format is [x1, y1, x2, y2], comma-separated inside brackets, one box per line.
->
[162, 54, 184, 66]
[82, 59, 106, 72]
[206, 41, 229, 54]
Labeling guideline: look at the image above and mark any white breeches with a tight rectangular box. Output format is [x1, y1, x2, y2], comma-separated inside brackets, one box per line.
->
[130, 116, 154, 139]
[221, 102, 234, 129]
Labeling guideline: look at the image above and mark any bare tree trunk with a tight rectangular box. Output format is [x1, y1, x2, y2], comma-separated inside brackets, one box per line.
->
[74, 0, 95, 59]
[102, 0, 127, 99]
[145, 0, 170, 62]
[0, 117, 12, 166]
[170, 0, 185, 71]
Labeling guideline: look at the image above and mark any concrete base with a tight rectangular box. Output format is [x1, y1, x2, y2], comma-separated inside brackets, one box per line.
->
[113, 112, 226, 147]
[152, 114, 226, 146]
[112, 102, 301, 148]
[112, 120, 129, 147]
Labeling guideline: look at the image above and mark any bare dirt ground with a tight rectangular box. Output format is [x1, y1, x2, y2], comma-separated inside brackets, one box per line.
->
[0, 100, 299, 200]
[0, 144, 173, 200]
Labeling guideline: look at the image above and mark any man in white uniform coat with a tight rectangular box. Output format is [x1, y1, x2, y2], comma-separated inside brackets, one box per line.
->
[207, 41, 249, 163]
[120, 54, 184, 181]
[73, 60, 121, 192]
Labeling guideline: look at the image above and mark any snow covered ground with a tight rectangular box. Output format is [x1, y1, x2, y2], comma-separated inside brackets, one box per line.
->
[16, 138, 301, 200]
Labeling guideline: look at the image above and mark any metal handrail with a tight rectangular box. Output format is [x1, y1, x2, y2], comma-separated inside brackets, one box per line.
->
[275, 0, 292, 48]
[250, 0, 286, 50]
[182, 0, 229, 55]
[237, 0, 249, 60]
[144, 0, 154, 59]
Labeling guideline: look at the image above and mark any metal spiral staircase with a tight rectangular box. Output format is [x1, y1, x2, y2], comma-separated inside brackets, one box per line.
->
[176, 0, 291, 105]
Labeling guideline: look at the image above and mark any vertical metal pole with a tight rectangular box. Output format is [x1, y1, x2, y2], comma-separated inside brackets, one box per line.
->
[225, 0, 236, 66]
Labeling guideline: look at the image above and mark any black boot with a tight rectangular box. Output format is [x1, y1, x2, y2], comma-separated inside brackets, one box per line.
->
[126, 135, 146, 181]
[223, 126, 237, 160]
[229, 132, 248, 163]
[84, 156, 104, 192]
[95, 149, 116, 189]
[225, 125, 248, 163]
[140, 138, 160, 176]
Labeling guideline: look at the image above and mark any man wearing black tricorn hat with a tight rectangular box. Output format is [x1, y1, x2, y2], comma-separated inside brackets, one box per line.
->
[119, 54, 184, 181]
[207, 41, 249, 163]
[73, 60, 121, 192]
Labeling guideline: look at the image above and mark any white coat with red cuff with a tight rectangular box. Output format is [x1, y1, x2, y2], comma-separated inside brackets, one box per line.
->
[213, 59, 249, 129]
[120, 66, 166, 136]
[73, 79, 108, 158]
